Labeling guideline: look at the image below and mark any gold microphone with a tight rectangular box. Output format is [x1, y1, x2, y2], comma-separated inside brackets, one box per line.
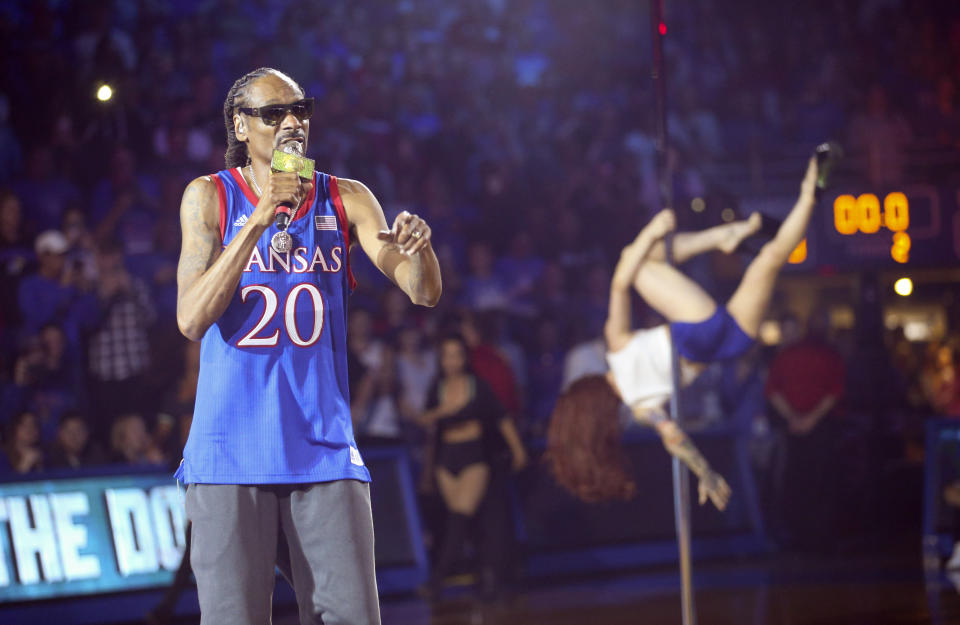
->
[269, 145, 315, 254]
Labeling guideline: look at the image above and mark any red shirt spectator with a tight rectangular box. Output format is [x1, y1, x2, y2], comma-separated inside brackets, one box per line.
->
[766, 338, 845, 414]
[470, 344, 521, 415]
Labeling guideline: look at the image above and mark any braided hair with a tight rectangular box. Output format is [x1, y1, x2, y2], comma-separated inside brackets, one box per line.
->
[222, 67, 303, 169]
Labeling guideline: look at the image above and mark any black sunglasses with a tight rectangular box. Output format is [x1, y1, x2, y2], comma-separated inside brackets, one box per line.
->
[237, 98, 315, 126]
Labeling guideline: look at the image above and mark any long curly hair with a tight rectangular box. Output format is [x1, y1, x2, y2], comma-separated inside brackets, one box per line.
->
[223, 67, 302, 168]
[544, 374, 636, 503]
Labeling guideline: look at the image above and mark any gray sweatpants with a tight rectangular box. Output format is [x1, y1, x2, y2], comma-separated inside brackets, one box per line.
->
[185, 480, 381, 625]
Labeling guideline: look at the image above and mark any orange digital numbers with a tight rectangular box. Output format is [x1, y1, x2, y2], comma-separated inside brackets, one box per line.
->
[856, 193, 881, 234]
[833, 192, 909, 235]
[883, 192, 909, 231]
[834, 195, 859, 235]
[891, 231, 910, 264]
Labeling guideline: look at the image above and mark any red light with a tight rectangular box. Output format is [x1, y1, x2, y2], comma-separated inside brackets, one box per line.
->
[659, 22, 667, 36]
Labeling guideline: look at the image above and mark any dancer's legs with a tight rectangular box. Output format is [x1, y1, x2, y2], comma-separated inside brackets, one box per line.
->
[436, 464, 490, 515]
[433, 464, 490, 589]
[645, 214, 762, 264]
[632, 260, 717, 324]
[628, 213, 762, 324]
[727, 158, 818, 337]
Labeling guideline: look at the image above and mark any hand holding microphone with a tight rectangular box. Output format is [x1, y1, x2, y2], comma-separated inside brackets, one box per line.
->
[253, 171, 310, 228]
[270, 143, 314, 232]
[251, 142, 315, 253]
[255, 172, 309, 221]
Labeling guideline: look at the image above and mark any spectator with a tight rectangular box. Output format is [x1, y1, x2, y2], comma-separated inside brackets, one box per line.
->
[0, 411, 44, 475]
[1, 324, 83, 438]
[12, 146, 80, 233]
[347, 308, 387, 374]
[533, 260, 572, 324]
[0, 189, 31, 338]
[847, 85, 913, 187]
[374, 288, 417, 338]
[47, 412, 105, 470]
[352, 348, 404, 440]
[0, 94, 23, 186]
[90, 146, 161, 255]
[495, 231, 544, 317]
[460, 240, 510, 312]
[525, 317, 565, 432]
[765, 312, 846, 550]
[921, 341, 960, 416]
[155, 340, 201, 464]
[17, 230, 98, 344]
[576, 263, 612, 340]
[109, 413, 165, 466]
[394, 324, 437, 417]
[460, 311, 521, 417]
[87, 242, 157, 435]
[61, 207, 98, 288]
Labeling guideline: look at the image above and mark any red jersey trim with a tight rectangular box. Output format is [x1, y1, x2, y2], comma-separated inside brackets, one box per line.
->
[211, 173, 227, 242]
[228, 167, 259, 208]
[328, 176, 357, 292]
[228, 167, 318, 222]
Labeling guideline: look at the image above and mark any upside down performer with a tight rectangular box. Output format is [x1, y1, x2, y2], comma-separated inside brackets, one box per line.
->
[546, 157, 819, 511]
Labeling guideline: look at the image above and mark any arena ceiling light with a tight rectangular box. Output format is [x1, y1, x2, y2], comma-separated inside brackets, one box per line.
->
[96, 84, 114, 102]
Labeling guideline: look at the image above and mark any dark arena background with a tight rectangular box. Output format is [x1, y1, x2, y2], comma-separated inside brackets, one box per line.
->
[2, 1, 960, 624]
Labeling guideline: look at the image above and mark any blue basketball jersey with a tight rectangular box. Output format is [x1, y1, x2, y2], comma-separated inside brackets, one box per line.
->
[175, 168, 369, 485]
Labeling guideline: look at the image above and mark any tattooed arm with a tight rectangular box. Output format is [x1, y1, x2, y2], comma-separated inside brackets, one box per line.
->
[338, 178, 441, 307]
[176, 177, 254, 340]
[633, 405, 732, 511]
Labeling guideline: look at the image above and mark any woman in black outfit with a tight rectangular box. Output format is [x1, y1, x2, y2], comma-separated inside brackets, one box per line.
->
[420, 333, 527, 595]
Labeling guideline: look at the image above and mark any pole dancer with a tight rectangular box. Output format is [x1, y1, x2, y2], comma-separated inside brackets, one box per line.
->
[544, 153, 819, 592]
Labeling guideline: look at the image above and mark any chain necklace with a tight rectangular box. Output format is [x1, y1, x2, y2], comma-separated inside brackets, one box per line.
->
[247, 164, 262, 196]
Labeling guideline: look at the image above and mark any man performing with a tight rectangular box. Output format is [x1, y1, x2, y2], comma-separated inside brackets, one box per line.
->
[175, 67, 441, 625]
[546, 157, 818, 512]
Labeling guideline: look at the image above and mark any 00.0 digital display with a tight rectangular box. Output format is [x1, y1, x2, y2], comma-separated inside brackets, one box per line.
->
[833, 192, 910, 263]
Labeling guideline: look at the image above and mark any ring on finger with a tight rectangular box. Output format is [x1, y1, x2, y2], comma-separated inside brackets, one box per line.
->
[411, 230, 422, 239]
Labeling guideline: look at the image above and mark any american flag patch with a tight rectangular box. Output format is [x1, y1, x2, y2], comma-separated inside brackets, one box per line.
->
[315, 215, 338, 231]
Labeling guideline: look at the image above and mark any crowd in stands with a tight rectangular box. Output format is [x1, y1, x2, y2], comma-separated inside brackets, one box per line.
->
[0, 1, 958, 555]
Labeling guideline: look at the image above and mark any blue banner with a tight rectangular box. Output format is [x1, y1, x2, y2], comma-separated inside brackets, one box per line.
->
[0, 472, 184, 602]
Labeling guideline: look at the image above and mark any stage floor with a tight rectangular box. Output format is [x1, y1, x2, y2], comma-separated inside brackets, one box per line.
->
[271, 550, 960, 625]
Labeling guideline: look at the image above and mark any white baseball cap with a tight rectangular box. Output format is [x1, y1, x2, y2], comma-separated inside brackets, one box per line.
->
[35, 230, 69, 255]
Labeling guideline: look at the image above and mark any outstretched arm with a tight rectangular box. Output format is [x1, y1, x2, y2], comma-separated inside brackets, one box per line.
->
[633, 405, 732, 511]
[605, 209, 677, 352]
[339, 178, 441, 307]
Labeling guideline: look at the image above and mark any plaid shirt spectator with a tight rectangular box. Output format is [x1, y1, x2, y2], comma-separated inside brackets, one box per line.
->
[88, 277, 155, 382]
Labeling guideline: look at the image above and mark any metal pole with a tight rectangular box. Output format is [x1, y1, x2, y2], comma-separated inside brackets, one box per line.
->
[649, 2, 697, 625]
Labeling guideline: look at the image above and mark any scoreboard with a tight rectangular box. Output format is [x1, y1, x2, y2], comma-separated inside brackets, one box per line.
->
[746, 183, 960, 271]
[831, 191, 910, 262]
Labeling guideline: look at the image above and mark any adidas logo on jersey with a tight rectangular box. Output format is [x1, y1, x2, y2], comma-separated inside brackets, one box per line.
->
[233, 214, 249, 227]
